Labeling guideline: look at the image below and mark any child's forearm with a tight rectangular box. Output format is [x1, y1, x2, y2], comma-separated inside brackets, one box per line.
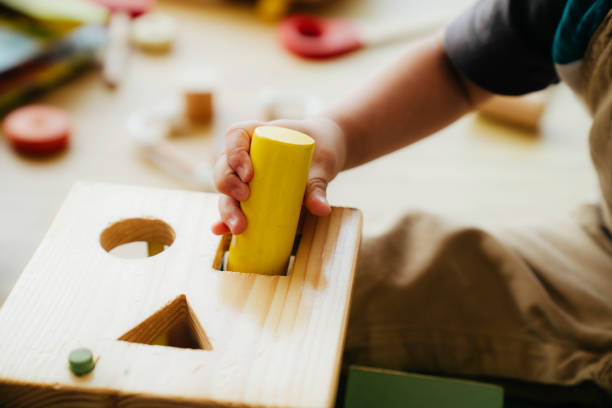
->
[328, 33, 492, 170]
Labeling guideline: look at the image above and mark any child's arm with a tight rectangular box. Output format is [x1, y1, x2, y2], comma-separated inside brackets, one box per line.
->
[212, 33, 492, 235]
[330, 33, 491, 170]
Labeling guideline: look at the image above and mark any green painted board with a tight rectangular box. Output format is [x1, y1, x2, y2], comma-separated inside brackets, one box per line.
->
[343, 366, 504, 408]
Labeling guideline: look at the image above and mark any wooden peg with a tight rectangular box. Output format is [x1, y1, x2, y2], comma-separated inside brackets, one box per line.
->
[227, 126, 314, 275]
[478, 90, 549, 130]
[184, 90, 213, 124]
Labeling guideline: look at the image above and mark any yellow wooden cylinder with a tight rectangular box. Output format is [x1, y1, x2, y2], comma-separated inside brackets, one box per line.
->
[226, 126, 314, 275]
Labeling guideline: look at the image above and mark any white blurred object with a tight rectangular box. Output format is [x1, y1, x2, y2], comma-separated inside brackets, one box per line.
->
[258, 88, 323, 121]
[127, 102, 214, 190]
[103, 11, 130, 87]
[131, 12, 177, 53]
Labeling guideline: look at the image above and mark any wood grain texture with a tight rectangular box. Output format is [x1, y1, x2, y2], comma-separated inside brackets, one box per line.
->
[0, 182, 362, 407]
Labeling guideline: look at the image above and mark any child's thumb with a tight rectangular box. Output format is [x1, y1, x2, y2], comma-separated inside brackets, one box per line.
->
[304, 176, 332, 216]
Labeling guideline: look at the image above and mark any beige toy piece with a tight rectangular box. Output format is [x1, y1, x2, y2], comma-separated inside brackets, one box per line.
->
[477, 90, 550, 130]
[0, 182, 362, 407]
[131, 13, 177, 53]
[259, 88, 322, 121]
[175, 71, 217, 126]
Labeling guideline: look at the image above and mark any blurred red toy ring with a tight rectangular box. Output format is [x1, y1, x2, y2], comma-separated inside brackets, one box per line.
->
[277, 13, 452, 60]
[2, 105, 71, 155]
[277, 14, 363, 59]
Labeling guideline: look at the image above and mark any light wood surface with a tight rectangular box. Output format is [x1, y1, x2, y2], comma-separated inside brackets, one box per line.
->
[0, 182, 362, 407]
[0, 0, 599, 306]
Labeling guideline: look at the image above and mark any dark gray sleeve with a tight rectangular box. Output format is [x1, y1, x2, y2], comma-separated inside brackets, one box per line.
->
[444, 0, 563, 95]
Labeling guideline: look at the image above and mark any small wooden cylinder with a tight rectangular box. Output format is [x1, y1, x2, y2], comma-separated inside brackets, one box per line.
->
[185, 91, 213, 123]
[227, 126, 314, 275]
[478, 91, 548, 130]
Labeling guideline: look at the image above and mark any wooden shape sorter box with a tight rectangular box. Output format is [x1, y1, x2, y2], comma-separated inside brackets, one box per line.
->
[0, 182, 362, 407]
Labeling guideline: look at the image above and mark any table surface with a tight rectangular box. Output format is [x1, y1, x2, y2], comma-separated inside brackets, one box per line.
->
[0, 0, 598, 305]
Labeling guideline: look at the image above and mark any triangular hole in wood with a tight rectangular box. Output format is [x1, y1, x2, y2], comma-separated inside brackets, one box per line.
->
[118, 294, 212, 350]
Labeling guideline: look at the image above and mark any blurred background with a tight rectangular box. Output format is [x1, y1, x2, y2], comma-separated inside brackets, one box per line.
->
[0, 0, 598, 305]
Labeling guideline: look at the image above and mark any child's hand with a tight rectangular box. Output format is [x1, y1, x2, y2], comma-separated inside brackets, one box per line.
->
[211, 117, 347, 235]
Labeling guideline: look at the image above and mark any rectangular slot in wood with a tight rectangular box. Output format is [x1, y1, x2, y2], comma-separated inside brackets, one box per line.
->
[213, 231, 303, 276]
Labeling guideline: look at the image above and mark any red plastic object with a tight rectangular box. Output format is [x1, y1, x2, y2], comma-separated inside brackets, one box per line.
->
[277, 14, 363, 59]
[2, 105, 71, 155]
[91, 0, 154, 17]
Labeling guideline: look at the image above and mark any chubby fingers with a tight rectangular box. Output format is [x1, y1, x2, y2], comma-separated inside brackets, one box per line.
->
[304, 173, 332, 216]
[212, 122, 262, 235]
[214, 153, 249, 201]
[304, 154, 335, 216]
[214, 122, 260, 198]
[225, 125, 255, 182]
[213, 195, 247, 235]
[267, 118, 343, 217]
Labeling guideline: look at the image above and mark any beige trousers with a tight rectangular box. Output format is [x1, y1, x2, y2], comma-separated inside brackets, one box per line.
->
[344, 9, 612, 401]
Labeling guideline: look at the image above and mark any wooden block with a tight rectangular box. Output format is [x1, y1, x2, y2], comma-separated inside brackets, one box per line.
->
[0, 182, 362, 407]
[184, 90, 213, 124]
[478, 90, 549, 130]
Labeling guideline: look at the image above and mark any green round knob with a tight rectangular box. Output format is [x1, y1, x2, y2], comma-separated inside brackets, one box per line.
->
[68, 347, 95, 376]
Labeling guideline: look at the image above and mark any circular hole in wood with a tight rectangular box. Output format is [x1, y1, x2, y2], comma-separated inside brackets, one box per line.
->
[100, 218, 175, 259]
